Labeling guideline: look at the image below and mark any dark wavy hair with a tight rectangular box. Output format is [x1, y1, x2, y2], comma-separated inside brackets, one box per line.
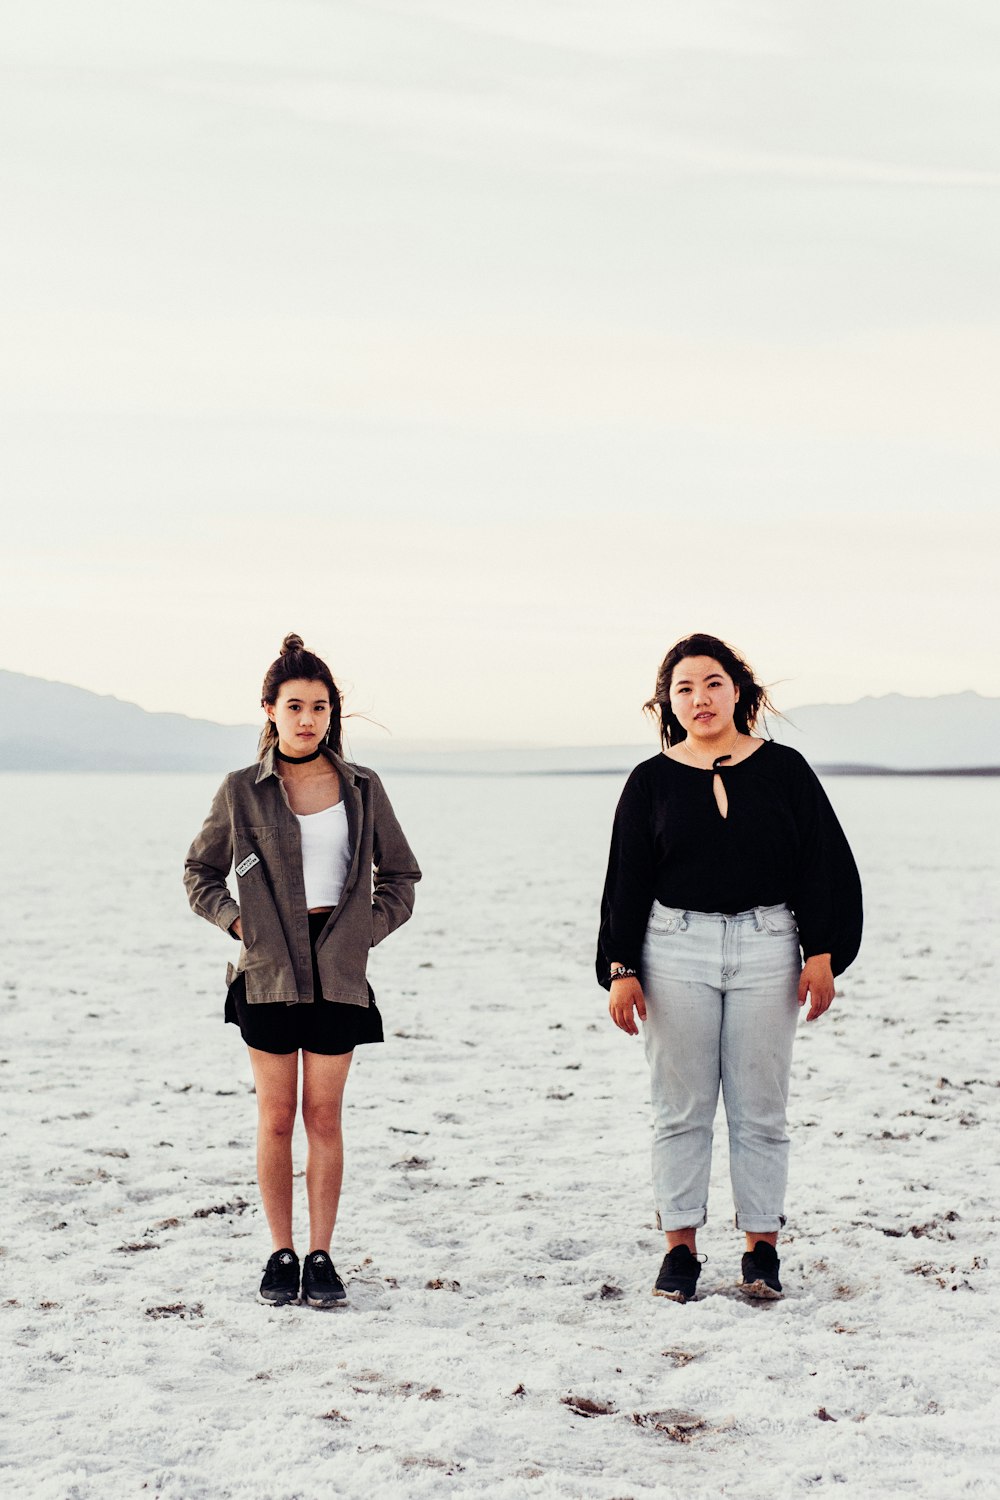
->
[644, 632, 777, 748]
[258, 633, 342, 758]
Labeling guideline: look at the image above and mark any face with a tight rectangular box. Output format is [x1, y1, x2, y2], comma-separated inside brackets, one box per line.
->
[266, 678, 332, 756]
[668, 656, 739, 741]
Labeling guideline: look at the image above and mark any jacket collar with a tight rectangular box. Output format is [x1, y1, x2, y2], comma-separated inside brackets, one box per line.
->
[255, 743, 369, 786]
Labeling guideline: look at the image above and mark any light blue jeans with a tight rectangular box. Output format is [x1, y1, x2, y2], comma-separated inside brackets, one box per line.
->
[641, 900, 802, 1234]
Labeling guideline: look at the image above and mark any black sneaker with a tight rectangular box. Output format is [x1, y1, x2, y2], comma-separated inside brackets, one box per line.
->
[740, 1240, 783, 1299]
[653, 1244, 702, 1303]
[258, 1248, 300, 1306]
[301, 1250, 347, 1308]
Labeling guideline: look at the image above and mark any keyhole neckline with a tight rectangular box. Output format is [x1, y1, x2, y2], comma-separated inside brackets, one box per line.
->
[660, 738, 770, 774]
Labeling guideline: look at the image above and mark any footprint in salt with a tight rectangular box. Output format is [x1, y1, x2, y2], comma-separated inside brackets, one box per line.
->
[543, 1238, 590, 1261]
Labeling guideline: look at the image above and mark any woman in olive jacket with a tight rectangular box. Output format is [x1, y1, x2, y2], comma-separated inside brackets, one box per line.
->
[184, 634, 420, 1308]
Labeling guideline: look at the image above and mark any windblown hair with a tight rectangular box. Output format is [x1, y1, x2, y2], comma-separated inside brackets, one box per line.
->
[258, 633, 342, 758]
[644, 632, 777, 748]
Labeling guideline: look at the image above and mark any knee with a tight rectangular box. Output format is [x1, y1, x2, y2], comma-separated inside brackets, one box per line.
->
[302, 1101, 343, 1145]
[258, 1102, 297, 1139]
[729, 1113, 789, 1145]
[651, 1086, 715, 1129]
[724, 1077, 789, 1135]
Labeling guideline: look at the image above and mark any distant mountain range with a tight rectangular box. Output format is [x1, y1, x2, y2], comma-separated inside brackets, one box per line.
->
[1, 670, 998, 774]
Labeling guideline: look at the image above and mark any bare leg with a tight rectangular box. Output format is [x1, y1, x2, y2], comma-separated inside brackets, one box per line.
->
[301, 1049, 353, 1253]
[247, 1047, 299, 1252]
[745, 1230, 778, 1250]
[666, 1228, 698, 1252]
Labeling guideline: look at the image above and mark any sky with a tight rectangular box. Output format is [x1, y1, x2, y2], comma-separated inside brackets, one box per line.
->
[3, 0, 998, 743]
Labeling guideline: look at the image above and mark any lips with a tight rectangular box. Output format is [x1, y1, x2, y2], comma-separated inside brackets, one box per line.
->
[694, 713, 714, 723]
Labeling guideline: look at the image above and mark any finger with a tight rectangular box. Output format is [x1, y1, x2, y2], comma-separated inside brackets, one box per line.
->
[635, 996, 647, 1022]
[797, 971, 809, 1006]
[807, 989, 834, 1021]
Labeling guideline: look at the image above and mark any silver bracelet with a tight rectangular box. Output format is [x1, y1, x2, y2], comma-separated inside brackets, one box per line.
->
[610, 966, 637, 982]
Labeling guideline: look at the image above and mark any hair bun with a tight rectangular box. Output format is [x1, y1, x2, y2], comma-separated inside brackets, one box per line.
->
[280, 632, 305, 656]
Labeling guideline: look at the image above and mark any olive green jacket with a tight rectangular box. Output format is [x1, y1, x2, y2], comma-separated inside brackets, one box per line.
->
[183, 747, 421, 1006]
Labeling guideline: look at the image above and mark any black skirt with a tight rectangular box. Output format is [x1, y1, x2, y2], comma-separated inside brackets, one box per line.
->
[225, 911, 384, 1056]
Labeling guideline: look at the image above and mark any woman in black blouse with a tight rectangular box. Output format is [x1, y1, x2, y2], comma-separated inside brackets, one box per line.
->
[598, 633, 862, 1302]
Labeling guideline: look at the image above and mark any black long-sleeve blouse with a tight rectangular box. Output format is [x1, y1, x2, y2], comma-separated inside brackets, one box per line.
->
[597, 741, 863, 989]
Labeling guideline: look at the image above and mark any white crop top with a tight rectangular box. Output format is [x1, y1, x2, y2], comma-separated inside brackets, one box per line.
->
[296, 802, 352, 908]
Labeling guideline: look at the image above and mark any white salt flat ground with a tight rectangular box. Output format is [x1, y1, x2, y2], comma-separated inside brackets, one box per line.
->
[1, 769, 998, 1499]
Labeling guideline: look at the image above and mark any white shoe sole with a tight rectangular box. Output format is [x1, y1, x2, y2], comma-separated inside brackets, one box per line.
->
[739, 1278, 782, 1300]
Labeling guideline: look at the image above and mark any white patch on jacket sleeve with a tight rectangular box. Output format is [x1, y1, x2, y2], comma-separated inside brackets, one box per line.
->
[236, 853, 260, 877]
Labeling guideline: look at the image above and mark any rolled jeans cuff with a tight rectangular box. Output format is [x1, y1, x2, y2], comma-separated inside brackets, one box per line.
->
[735, 1212, 787, 1233]
[656, 1208, 707, 1232]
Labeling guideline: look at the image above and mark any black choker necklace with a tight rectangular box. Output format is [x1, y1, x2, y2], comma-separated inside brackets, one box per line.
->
[275, 745, 324, 764]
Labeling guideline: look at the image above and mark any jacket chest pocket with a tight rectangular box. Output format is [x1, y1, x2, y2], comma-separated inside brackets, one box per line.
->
[234, 825, 282, 885]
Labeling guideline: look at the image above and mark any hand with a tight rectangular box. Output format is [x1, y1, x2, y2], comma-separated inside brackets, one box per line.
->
[798, 954, 834, 1021]
[609, 976, 647, 1036]
[230, 916, 243, 941]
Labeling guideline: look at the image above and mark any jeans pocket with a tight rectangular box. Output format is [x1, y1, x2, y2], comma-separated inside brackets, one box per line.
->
[646, 903, 684, 937]
[760, 906, 799, 937]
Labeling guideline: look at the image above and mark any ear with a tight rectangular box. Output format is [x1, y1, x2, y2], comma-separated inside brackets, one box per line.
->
[265, 704, 276, 722]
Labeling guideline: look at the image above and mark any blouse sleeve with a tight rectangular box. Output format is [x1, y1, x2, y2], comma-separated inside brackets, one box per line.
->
[596, 766, 657, 990]
[786, 754, 863, 976]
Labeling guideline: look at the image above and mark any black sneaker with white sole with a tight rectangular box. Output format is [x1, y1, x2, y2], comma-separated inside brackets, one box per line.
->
[653, 1244, 702, 1303]
[740, 1240, 783, 1299]
[258, 1248, 300, 1306]
[301, 1250, 347, 1308]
